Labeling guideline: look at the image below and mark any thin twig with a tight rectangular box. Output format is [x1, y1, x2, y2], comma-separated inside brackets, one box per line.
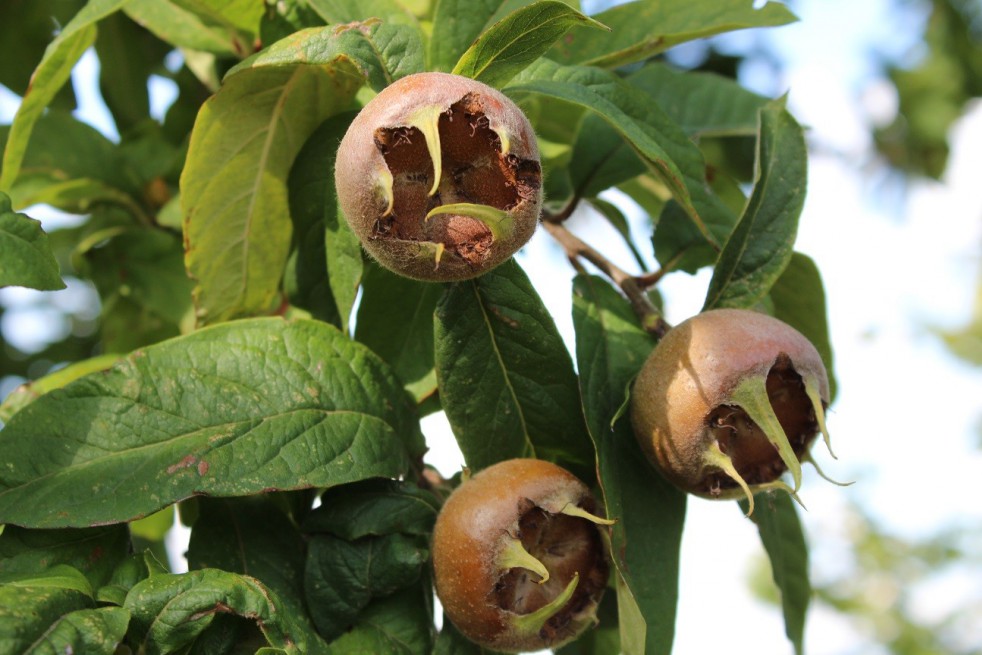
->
[542, 220, 671, 338]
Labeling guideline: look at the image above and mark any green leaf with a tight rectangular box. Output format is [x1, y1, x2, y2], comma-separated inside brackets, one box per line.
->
[304, 532, 428, 639]
[452, 1, 607, 88]
[288, 112, 364, 329]
[0, 0, 84, 107]
[434, 618, 507, 654]
[77, 227, 194, 327]
[0, 0, 128, 191]
[181, 45, 364, 325]
[770, 252, 837, 401]
[0, 317, 423, 528]
[739, 493, 810, 655]
[434, 259, 594, 479]
[0, 195, 65, 290]
[307, 0, 418, 25]
[96, 551, 168, 606]
[509, 58, 732, 246]
[124, 569, 324, 655]
[22, 606, 130, 655]
[703, 101, 807, 310]
[123, 0, 242, 54]
[171, 0, 265, 38]
[0, 525, 130, 590]
[95, 11, 170, 135]
[187, 496, 309, 626]
[231, 21, 425, 92]
[428, 0, 502, 72]
[0, 111, 142, 216]
[324, 581, 434, 654]
[303, 478, 439, 540]
[550, 0, 797, 69]
[627, 62, 770, 138]
[571, 275, 686, 655]
[355, 263, 443, 403]
[0, 564, 93, 596]
[0, 578, 93, 654]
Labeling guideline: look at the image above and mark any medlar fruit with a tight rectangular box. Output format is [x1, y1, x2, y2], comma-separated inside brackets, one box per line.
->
[431, 458, 611, 652]
[630, 308, 836, 514]
[335, 72, 542, 281]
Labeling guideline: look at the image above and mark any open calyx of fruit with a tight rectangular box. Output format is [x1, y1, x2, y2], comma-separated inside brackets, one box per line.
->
[630, 308, 842, 514]
[431, 459, 612, 653]
[335, 72, 542, 282]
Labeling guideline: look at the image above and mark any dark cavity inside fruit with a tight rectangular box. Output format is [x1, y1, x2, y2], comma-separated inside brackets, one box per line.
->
[705, 354, 818, 495]
[493, 500, 608, 642]
[372, 93, 541, 265]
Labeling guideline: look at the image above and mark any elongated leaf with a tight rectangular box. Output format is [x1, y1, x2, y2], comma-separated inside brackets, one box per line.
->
[23, 606, 130, 655]
[124, 569, 325, 655]
[434, 259, 594, 479]
[187, 496, 307, 618]
[229, 22, 424, 92]
[627, 62, 770, 138]
[452, 1, 607, 88]
[305, 533, 428, 639]
[739, 493, 810, 655]
[0, 578, 94, 654]
[355, 264, 443, 403]
[771, 252, 837, 401]
[0, 195, 64, 290]
[124, 0, 241, 54]
[288, 113, 360, 328]
[509, 58, 732, 246]
[571, 275, 686, 655]
[172, 0, 264, 37]
[0, 318, 423, 528]
[307, 0, 418, 25]
[181, 43, 363, 325]
[0, 0, 84, 106]
[550, 0, 797, 69]
[703, 101, 807, 310]
[0, 0, 128, 191]
[303, 478, 439, 540]
[429, 0, 506, 72]
[325, 581, 434, 655]
[0, 525, 129, 590]
[0, 109, 139, 213]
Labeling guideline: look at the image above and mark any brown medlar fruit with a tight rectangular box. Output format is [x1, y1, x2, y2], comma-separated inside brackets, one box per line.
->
[431, 458, 611, 652]
[335, 72, 542, 281]
[630, 308, 837, 514]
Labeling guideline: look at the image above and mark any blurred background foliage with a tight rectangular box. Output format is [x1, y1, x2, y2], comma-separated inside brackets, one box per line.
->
[1, 0, 980, 653]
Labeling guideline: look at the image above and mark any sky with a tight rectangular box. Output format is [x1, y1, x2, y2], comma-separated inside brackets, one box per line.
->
[2, 1, 981, 653]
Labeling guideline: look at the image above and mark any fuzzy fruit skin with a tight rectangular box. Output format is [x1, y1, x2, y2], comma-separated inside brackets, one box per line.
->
[335, 72, 542, 281]
[431, 459, 608, 652]
[630, 308, 830, 499]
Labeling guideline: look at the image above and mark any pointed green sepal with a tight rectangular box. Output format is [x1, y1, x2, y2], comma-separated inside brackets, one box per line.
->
[560, 503, 616, 526]
[405, 105, 444, 197]
[803, 451, 853, 487]
[703, 440, 756, 515]
[730, 374, 803, 492]
[500, 536, 549, 584]
[425, 202, 514, 241]
[511, 573, 580, 635]
[803, 373, 834, 459]
[376, 166, 395, 217]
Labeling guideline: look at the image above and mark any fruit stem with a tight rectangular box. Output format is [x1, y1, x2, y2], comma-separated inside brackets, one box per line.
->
[499, 536, 550, 584]
[729, 374, 803, 492]
[541, 220, 671, 338]
[511, 573, 580, 635]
